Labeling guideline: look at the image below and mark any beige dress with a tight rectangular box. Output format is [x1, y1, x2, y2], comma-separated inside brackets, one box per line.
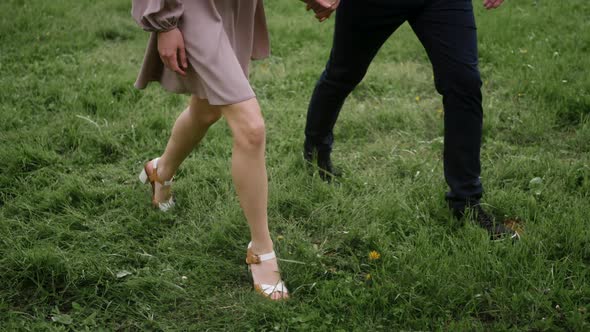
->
[132, 0, 270, 105]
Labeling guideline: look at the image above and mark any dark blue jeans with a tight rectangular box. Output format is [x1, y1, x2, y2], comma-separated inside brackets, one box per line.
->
[304, 0, 484, 211]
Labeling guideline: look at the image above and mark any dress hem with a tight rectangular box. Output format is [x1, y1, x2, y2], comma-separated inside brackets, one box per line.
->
[134, 80, 257, 106]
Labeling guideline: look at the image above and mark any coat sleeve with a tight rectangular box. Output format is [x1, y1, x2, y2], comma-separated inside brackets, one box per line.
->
[131, 0, 184, 32]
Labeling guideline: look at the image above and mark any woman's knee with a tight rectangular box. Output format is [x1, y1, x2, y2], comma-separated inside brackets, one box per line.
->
[236, 116, 266, 150]
[223, 99, 266, 150]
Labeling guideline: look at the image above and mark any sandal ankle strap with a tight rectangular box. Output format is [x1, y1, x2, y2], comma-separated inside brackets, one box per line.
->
[246, 242, 276, 265]
[150, 158, 173, 187]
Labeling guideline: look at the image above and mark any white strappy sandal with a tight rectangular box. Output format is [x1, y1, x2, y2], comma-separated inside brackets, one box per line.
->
[245, 242, 289, 300]
[138, 158, 176, 212]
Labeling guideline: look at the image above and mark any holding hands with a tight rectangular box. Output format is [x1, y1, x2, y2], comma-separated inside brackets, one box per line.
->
[483, 0, 504, 9]
[301, 0, 340, 22]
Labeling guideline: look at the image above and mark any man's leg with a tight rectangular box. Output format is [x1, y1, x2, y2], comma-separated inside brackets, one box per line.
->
[304, 0, 409, 178]
[409, 0, 517, 239]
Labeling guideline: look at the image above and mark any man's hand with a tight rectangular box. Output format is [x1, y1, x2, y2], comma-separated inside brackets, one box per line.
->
[302, 0, 340, 22]
[157, 28, 187, 76]
[483, 0, 504, 10]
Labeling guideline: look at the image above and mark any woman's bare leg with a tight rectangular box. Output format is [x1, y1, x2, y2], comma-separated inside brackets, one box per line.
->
[219, 98, 286, 300]
[155, 96, 222, 202]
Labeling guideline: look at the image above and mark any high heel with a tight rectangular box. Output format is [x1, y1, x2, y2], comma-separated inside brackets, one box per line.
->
[138, 158, 176, 212]
[245, 242, 288, 300]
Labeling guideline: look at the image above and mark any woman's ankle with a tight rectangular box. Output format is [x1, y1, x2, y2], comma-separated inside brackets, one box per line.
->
[155, 157, 175, 181]
[250, 238, 274, 254]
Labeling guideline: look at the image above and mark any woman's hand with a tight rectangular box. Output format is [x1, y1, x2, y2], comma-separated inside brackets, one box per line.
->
[483, 0, 504, 10]
[157, 28, 188, 76]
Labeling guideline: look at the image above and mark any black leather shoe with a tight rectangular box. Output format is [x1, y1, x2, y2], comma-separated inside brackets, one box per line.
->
[455, 205, 520, 241]
[303, 145, 314, 163]
[303, 145, 341, 182]
[317, 152, 339, 182]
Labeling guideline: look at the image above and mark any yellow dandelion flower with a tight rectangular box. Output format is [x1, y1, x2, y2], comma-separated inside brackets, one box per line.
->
[365, 273, 372, 281]
[368, 250, 381, 261]
[415, 96, 421, 102]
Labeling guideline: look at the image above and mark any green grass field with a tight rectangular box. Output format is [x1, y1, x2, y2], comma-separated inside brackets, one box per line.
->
[1, 0, 589, 330]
